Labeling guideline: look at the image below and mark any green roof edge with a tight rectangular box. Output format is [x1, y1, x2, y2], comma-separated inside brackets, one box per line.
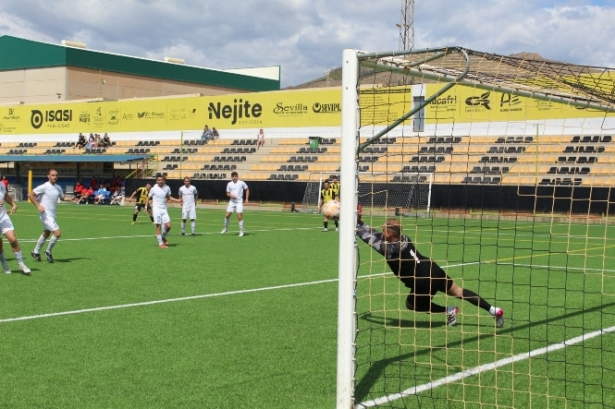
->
[0, 36, 280, 92]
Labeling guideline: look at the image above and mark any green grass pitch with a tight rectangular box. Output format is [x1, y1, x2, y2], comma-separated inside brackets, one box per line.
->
[1, 204, 614, 408]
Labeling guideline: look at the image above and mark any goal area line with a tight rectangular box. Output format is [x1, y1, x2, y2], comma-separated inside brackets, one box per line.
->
[356, 324, 615, 408]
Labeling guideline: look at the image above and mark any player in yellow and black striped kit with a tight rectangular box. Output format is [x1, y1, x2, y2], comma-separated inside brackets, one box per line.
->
[319, 180, 338, 232]
[129, 183, 154, 224]
[329, 176, 340, 201]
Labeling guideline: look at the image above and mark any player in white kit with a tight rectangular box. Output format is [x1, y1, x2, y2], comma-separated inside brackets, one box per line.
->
[178, 177, 198, 236]
[148, 175, 181, 248]
[221, 171, 249, 237]
[0, 182, 31, 274]
[28, 169, 73, 263]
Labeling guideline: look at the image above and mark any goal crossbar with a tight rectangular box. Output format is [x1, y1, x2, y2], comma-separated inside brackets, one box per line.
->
[359, 46, 615, 114]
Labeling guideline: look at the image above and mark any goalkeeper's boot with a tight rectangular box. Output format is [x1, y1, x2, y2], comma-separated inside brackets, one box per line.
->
[494, 308, 505, 328]
[446, 306, 459, 326]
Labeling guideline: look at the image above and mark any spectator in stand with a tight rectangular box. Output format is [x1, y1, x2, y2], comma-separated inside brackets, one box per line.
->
[86, 133, 97, 150]
[75, 133, 87, 149]
[94, 185, 108, 205]
[89, 177, 98, 190]
[0, 176, 9, 190]
[73, 181, 85, 200]
[100, 133, 111, 147]
[256, 128, 265, 150]
[110, 186, 125, 205]
[212, 127, 220, 141]
[77, 186, 95, 204]
[201, 125, 213, 144]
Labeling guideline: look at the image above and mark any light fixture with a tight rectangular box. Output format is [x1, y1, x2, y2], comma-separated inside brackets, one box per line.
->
[164, 57, 185, 65]
[61, 40, 86, 49]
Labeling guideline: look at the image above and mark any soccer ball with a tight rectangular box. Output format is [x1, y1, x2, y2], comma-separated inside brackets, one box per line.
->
[322, 200, 340, 219]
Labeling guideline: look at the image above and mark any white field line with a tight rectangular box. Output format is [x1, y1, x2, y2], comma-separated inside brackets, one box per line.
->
[0, 278, 339, 324]
[15, 226, 323, 243]
[494, 262, 615, 274]
[2, 258, 610, 323]
[0, 260, 480, 324]
[356, 325, 615, 408]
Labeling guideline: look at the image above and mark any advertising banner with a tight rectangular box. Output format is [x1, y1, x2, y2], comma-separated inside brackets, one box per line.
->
[0, 88, 342, 135]
[28, 162, 113, 177]
[1, 83, 611, 136]
[424, 83, 613, 123]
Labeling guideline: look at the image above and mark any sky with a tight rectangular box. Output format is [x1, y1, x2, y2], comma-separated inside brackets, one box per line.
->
[1, 0, 614, 88]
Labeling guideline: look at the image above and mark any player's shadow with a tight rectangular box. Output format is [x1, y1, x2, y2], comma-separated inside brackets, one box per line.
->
[362, 313, 446, 329]
[354, 301, 615, 403]
[52, 257, 88, 263]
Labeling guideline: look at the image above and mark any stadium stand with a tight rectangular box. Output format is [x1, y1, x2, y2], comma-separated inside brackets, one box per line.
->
[2, 132, 614, 186]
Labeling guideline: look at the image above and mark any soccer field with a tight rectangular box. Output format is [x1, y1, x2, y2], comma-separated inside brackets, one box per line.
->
[0, 204, 613, 409]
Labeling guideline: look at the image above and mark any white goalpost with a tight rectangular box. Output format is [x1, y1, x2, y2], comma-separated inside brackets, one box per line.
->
[336, 48, 359, 409]
[301, 172, 324, 213]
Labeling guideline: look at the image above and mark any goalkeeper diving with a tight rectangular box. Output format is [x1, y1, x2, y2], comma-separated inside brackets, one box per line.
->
[356, 211, 504, 327]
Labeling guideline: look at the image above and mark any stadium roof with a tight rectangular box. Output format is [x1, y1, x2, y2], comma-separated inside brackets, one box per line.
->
[0, 154, 151, 163]
[0, 35, 280, 92]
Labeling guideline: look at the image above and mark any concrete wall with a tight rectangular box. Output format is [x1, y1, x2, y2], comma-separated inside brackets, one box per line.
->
[0, 66, 246, 104]
[0, 67, 67, 104]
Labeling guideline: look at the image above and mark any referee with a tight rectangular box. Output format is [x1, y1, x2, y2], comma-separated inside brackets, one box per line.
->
[129, 183, 154, 224]
[356, 215, 504, 327]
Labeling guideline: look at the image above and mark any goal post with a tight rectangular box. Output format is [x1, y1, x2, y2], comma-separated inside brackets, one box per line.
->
[336, 48, 359, 409]
[337, 46, 615, 409]
[301, 172, 324, 213]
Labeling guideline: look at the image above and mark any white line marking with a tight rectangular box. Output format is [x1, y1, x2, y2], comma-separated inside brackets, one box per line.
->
[495, 262, 615, 274]
[16, 226, 323, 243]
[356, 325, 615, 408]
[0, 278, 338, 324]
[0, 261, 483, 324]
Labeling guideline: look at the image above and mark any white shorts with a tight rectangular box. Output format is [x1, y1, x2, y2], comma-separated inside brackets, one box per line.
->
[153, 209, 171, 225]
[182, 205, 196, 220]
[0, 214, 15, 235]
[39, 213, 59, 232]
[226, 200, 243, 214]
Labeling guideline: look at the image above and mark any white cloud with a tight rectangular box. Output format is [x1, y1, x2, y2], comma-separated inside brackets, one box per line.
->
[0, 0, 614, 87]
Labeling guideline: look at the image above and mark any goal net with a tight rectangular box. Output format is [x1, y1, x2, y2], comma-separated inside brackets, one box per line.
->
[301, 172, 324, 213]
[337, 47, 615, 409]
[303, 171, 433, 216]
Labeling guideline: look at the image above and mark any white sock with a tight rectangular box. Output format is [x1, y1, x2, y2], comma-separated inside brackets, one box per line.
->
[239, 221, 244, 231]
[489, 306, 497, 316]
[0, 252, 7, 265]
[14, 250, 24, 264]
[191, 221, 196, 233]
[181, 223, 186, 232]
[47, 236, 58, 252]
[224, 218, 229, 229]
[34, 235, 47, 253]
[156, 235, 163, 245]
